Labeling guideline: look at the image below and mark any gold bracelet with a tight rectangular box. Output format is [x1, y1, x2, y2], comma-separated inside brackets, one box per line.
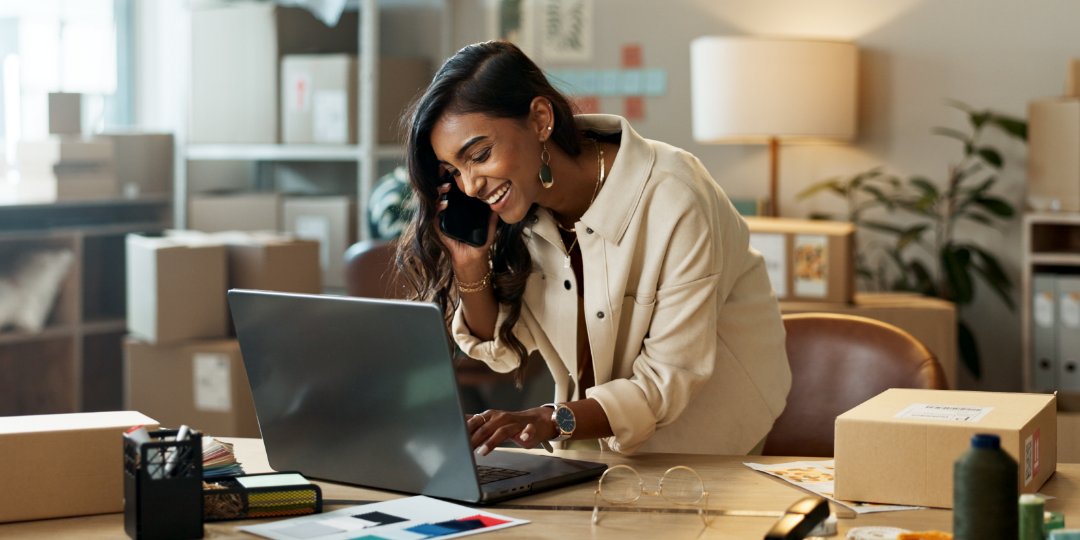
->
[455, 271, 491, 293]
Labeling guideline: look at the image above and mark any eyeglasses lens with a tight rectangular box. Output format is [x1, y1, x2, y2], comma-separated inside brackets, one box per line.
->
[599, 466, 642, 504]
[661, 467, 704, 505]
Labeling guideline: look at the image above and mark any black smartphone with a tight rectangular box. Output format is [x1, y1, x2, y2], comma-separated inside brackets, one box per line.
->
[439, 181, 491, 247]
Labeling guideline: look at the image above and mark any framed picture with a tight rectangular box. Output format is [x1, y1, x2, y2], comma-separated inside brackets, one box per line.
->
[539, 0, 593, 62]
[486, 0, 536, 56]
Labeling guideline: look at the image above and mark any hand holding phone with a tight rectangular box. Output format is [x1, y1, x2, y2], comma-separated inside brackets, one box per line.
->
[438, 181, 492, 248]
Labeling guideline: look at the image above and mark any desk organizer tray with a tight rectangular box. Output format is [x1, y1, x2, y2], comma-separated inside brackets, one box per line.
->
[202, 472, 322, 521]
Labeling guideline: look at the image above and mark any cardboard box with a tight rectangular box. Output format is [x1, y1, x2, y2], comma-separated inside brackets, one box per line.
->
[99, 133, 174, 197]
[189, 193, 282, 233]
[48, 92, 81, 135]
[126, 234, 228, 344]
[190, 3, 278, 143]
[124, 338, 259, 439]
[283, 196, 357, 289]
[190, 5, 360, 144]
[745, 217, 855, 303]
[281, 54, 358, 144]
[781, 292, 958, 389]
[167, 230, 322, 293]
[19, 164, 119, 202]
[378, 57, 431, 144]
[0, 411, 158, 523]
[18, 137, 113, 165]
[1028, 98, 1080, 212]
[835, 389, 1057, 508]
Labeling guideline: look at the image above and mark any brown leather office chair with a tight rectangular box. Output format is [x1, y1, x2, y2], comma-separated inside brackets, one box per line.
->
[343, 239, 407, 299]
[762, 313, 949, 457]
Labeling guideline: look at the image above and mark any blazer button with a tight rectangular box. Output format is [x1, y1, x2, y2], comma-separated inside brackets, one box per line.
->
[597, 311, 605, 319]
[532, 215, 539, 223]
[586, 227, 594, 234]
[564, 280, 572, 290]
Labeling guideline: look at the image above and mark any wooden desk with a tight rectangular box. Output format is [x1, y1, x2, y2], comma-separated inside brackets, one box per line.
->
[5, 438, 1080, 539]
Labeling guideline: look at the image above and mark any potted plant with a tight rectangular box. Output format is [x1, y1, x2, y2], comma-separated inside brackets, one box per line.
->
[797, 102, 1027, 378]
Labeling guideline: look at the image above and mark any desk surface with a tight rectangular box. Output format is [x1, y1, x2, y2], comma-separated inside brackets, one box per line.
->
[5, 438, 1080, 539]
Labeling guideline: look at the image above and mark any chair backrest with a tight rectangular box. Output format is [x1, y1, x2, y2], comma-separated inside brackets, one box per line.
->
[763, 312, 949, 457]
[343, 239, 407, 299]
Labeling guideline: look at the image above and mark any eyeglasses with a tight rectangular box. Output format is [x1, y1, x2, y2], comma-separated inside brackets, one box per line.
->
[592, 465, 710, 525]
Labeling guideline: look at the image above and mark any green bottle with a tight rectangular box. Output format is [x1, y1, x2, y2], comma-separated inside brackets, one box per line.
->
[954, 433, 1018, 540]
[1019, 494, 1045, 540]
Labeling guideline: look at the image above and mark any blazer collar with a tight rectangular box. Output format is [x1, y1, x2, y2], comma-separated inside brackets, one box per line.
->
[576, 114, 655, 246]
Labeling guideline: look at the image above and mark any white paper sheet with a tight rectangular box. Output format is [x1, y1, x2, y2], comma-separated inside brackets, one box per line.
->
[239, 495, 529, 540]
[744, 460, 925, 514]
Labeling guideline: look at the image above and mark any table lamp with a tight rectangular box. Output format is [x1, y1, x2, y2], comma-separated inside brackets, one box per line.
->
[690, 37, 857, 217]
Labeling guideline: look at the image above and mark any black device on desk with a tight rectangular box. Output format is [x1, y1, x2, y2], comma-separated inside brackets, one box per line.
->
[228, 290, 607, 504]
[439, 180, 491, 247]
[764, 497, 830, 540]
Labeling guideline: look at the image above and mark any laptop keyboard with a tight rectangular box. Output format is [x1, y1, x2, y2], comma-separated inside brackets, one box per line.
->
[477, 466, 530, 485]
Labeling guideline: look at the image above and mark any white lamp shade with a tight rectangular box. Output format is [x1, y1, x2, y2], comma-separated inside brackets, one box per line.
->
[691, 37, 858, 144]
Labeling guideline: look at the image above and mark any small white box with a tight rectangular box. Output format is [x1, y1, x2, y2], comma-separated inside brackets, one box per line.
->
[281, 54, 358, 144]
[283, 196, 357, 289]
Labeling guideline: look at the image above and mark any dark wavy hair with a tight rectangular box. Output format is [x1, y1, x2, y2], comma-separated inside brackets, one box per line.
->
[395, 40, 582, 385]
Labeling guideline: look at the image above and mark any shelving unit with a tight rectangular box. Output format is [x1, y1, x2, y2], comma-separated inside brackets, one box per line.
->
[178, 0, 450, 240]
[0, 199, 171, 416]
[1021, 212, 1080, 396]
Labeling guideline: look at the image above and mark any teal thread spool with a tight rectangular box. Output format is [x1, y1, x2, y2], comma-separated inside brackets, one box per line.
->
[1020, 494, 1045, 540]
[953, 433, 1018, 540]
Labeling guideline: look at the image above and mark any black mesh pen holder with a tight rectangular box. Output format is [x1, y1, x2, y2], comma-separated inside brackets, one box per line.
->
[123, 429, 204, 540]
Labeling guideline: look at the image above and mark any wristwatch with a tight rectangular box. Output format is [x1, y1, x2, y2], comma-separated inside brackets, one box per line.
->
[540, 403, 576, 453]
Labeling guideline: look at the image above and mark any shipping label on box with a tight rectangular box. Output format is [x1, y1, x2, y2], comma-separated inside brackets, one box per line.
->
[835, 388, 1057, 508]
[281, 54, 357, 144]
[125, 338, 260, 439]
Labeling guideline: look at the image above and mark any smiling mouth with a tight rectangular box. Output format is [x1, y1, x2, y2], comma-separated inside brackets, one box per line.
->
[484, 183, 510, 205]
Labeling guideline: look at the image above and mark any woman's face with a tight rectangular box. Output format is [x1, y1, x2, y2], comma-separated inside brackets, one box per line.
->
[429, 110, 547, 225]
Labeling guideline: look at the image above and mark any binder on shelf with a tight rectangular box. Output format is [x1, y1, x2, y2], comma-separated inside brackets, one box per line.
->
[1033, 274, 1058, 391]
[1057, 277, 1080, 391]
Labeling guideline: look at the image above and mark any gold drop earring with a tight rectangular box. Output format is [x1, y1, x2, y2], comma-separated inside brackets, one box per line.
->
[539, 128, 554, 189]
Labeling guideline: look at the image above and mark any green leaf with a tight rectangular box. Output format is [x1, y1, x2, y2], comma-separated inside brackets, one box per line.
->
[909, 260, 937, 296]
[946, 99, 975, 114]
[942, 245, 974, 304]
[860, 220, 908, 236]
[808, 212, 833, 221]
[958, 320, 981, 379]
[977, 147, 1003, 168]
[960, 212, 995, 227]
[897, 224, 931, 249]
[973, 197, 1015, 217]
[969, 111, 991, 130]
[796, 179, 843, 201]
[968, 244, 1013, 294]
[990, 116, 1028, 141]
[909, 176, 940, 197]
[932, 127, 971, 145]
[966, 177, 997, 197]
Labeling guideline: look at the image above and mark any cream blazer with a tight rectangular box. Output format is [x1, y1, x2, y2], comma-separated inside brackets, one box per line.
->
[453, 114, 792, 455]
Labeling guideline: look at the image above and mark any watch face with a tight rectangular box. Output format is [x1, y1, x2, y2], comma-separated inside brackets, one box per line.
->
[555, 406, 576, 433]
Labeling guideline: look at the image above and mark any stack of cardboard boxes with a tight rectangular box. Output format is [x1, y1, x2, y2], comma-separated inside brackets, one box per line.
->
[188, 195, 356, 289]
[123, 231, 320, 438]
[14, 93, 174, 203]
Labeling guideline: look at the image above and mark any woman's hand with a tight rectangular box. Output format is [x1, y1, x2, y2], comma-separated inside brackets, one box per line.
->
[435, 182, 500, 271]
[466, 408, 558, 456]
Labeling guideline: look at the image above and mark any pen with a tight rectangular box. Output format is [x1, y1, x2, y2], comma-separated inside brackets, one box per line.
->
[164, 425, 190, 477]
[125, 425, 162, 479]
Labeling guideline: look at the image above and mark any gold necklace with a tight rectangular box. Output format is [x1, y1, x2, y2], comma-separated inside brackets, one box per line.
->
[563, 139, 605, 269]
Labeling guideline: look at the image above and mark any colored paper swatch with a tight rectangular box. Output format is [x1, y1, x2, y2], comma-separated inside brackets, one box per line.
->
[406, 523, 458, 536]
[353, 511, 409, 526]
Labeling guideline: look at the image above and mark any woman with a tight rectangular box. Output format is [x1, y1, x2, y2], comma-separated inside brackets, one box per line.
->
[397, 41, 791, 456]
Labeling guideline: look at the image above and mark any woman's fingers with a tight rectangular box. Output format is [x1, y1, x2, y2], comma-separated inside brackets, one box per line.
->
[477, 424, 525, 457]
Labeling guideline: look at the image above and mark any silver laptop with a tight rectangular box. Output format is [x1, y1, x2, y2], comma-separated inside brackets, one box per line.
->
[228, 289, 607, 503]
